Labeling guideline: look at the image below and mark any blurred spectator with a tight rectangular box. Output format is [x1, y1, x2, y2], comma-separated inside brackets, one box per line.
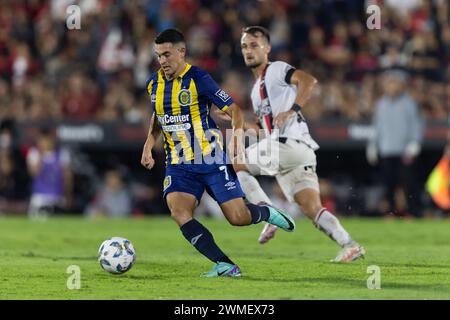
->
[0, 119, 15, 151]
[385, 0, 422, 16]
[318, 21, 353, 67]
[0, 1, 448, 123]
[379, 45, 408, 69]
[26, 127, 73, 218]
[0, 151, 29, 214]
[366, 69, 424, 217]
[85, 168, 132, 218]
[132, 183, 168, 215]
[97, 28, 135, 90]
[0, 119, 29, 214]
[61, 73, 100, 119]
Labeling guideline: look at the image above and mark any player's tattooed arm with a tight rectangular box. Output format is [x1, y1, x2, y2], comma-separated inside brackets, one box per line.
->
[224, 103, 244, 131]
[290, 69, 318, 107]
[274, 70, 318, 128]
[141, 113, 161, 170]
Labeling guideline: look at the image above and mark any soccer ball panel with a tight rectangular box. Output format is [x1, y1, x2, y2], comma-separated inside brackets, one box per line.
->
[98, 237, 136, 274]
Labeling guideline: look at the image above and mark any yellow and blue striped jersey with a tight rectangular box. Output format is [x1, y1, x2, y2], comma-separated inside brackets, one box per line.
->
[146, 63, 234, 169]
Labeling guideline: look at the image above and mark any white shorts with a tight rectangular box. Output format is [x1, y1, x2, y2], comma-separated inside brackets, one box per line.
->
[245, 138, 320, 202]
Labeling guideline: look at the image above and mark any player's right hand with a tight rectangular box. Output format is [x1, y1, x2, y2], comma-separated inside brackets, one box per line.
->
[212, 107, 232, 122]
[141, 148, 155, 170]
[273, 110, 297, 128]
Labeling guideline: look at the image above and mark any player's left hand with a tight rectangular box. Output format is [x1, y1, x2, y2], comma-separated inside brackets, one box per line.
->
[141, 145, 155, 170]
[273, 110, 296, 128]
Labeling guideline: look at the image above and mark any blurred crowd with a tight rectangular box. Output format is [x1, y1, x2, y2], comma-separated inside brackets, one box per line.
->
[1, 0, 449, 218]
[0, 0, 449, 123]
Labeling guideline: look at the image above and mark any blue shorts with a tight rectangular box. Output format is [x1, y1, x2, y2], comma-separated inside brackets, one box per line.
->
[163, 164, 245, 205]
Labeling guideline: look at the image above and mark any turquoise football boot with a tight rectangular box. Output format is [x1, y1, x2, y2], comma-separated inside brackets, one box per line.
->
[201, 262, 242, 278]
[264, 204, 296, 232]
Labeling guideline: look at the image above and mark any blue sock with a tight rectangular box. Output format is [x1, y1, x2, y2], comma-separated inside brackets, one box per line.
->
[180, 219, 234, 265]
[246, 203, 270, 224]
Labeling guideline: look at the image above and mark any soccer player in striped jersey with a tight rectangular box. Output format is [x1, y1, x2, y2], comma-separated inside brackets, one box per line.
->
[141, 28, 296, 277]
[232, 26, 365, 262]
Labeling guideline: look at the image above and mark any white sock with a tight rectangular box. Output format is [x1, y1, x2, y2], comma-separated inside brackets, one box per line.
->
[237, 171, 273, 205]
[314, 208, 352, 247]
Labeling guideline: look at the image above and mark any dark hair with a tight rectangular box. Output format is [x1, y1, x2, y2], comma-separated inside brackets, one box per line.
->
[155, 28, 185, 45]
[242, 26, 270, 43]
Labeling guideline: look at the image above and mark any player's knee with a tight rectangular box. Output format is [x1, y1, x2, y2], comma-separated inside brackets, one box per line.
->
[170, 208, 193, 225]
[295, 190, 322, 218]
[226, 208, 250, 226]
[227, 216, 247, 226]
[300, 200, 322, 218]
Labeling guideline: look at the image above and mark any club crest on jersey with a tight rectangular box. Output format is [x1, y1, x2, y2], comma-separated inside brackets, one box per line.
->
[151, 94, 156, 103]
[178, 89, 192, 106]
[163, 176, 172, 191]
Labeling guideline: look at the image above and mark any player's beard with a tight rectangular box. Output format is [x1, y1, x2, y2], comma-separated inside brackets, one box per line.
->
[246, 60, 262, 69]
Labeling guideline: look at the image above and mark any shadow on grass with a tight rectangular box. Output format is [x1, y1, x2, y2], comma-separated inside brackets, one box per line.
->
[117, 274, 167, 281]
[242, 274, 450, 292]
[20, 251, 96, 261]
[373, 262, 450, 269]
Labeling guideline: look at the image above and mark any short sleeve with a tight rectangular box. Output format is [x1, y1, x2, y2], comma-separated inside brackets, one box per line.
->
[145, 74, 156, 98]
[270, 61, 296, 86]
[145, 74, 156, 114]
[196, 71, 234, 111]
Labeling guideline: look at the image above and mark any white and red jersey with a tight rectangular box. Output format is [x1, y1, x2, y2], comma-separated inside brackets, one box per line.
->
[250, 61, 319, 150]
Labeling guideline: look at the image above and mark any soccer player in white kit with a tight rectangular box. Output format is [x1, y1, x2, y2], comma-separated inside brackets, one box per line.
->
[233, 26, 365, 262]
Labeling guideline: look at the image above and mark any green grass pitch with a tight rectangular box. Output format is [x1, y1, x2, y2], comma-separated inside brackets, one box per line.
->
[0, 216, 449, 299]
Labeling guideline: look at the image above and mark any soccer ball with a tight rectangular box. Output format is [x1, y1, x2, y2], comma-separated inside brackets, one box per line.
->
[98, 237, 136, 274]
